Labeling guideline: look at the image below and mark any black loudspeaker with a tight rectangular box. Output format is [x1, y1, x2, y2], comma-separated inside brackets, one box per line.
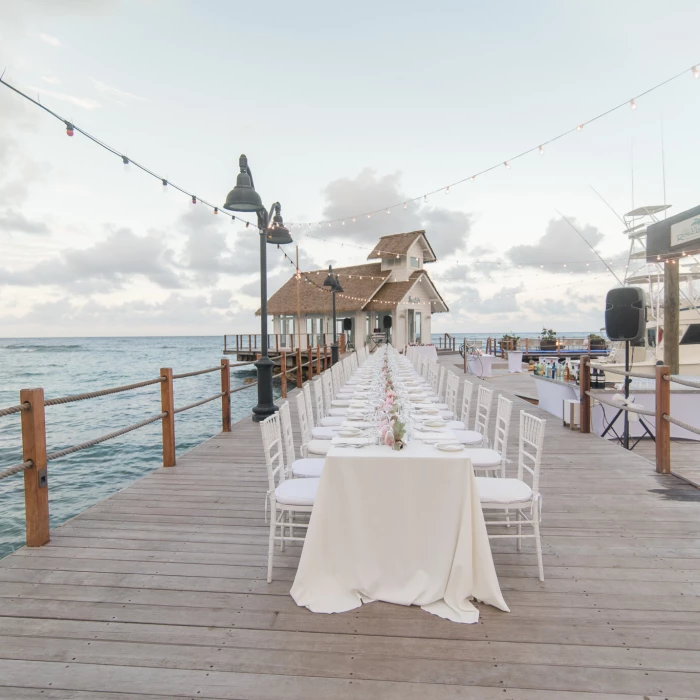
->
[383, 316, 392, 329]
[342, 318, 352, 331]
[605, 287, 646, 342]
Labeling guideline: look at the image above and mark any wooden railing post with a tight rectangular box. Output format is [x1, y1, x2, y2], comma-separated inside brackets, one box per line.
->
[275, 334, 279, 352]
[326, 344, 331, 368]
[339, 333, 346, 355]
[281, 351, 287, 398]
[656, 365, 671, 474]
[296, 348, 303, 388]
[160, 368, 176, 467]
[20, 388, 49, 547]
[324, 344, 328, 369]
[220, 359, 231, 433]
[316, 345, 321, 374]
[579, 356, 590, 434]
[308, 348, 313, 379]
[224, 335, 227, 353]
[525, 337, 529, 354]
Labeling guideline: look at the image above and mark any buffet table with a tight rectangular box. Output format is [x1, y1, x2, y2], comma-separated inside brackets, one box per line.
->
[290, 442, 508, 623]
[532, 375, 579, 418]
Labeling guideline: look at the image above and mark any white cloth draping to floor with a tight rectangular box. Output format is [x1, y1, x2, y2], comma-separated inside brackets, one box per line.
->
[407, 345, 438, 363]
[467, 353, 498, 378]
[508, 350, 524, 373]
[290, 442, 509, 623]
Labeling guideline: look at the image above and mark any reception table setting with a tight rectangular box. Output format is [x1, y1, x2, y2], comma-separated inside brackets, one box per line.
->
[290, 346, 509, 624]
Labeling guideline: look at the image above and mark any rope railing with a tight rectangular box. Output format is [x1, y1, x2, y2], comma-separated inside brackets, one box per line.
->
[46, 412, 167, 462]
[44, 377, 165, 406]
[0, 402, 29, 419]
[230, 382, 258, 393]
[174, 392, 225, 414]
[589, 363, 655, 380]
[172, 366, 221, 379]
[662, 413, 700, 436]
[584, 390, 656, 416]
[0, 460, 33, 481]
[663, 374, 700, 389]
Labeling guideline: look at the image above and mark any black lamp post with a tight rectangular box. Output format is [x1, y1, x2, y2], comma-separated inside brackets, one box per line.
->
[223, 154, 292, 422]
[323, 265, 343, 365]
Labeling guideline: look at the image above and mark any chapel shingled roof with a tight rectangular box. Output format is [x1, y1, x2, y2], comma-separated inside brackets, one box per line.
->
[366, 231, 437, 262]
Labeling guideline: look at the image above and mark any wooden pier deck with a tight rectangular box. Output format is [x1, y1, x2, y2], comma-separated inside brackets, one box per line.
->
[1, 370, 700, 698]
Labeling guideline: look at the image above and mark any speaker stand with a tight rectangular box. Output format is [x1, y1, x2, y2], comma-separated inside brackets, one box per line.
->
[599, 341, 655, 450]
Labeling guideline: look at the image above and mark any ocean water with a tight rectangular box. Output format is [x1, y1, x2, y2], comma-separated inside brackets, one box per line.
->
[0, 336, 276, 558]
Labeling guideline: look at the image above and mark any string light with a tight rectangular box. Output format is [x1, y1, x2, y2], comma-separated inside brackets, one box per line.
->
[403, 202, 407, 209]
[162, 178, 168, 190]
[630, 99, 637, 110]
[191, 195, 197, 204]
[538, 145, 544, 155]
[446, 186, 450, 195]
[122, 156, 130, 172]
[424, 195, 428, 203]
[693, 66, 699, 79]
[576, 124, 584, 132]
[65, 121, 74, 137]
[504, 161, 510, 170]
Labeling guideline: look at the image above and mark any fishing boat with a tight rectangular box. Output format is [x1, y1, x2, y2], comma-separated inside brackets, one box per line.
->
[599, 205, 700, 376]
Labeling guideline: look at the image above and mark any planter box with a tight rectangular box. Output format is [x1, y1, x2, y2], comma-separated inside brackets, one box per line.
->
[539, 339, 557, 350]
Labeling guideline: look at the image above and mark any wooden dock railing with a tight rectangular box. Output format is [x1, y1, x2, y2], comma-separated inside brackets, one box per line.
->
[0, 359, 245, 547]
[0, 344, 353, 547]
[578, 355, 700, 476]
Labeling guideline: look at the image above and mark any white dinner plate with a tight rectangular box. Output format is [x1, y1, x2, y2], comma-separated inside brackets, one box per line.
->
[437, 443, 464, 452]
[338, 428, 362, 437]
[424, 420, 447, 428]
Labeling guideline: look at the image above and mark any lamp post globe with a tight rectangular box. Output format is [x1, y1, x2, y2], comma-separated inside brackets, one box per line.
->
[223, 154, 293, 422]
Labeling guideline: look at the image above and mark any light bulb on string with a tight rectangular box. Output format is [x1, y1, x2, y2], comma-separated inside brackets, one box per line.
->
[403, 202, 407, 209]
[630, 99, 637, 110]
[424, 195, 428, 203]
[367, 213, 371, 219]
[577, 124, 584, 132]
[161, 178, 168, 193]
[693, 66, 699, 79]
[122, 156, 130, 172]
[65, 122, 74, 137]
[538, 145, 544, 155]
[446, 186, 450, 195]
[192, 195, 197, 204]
[214, 207, 218, 215]
[386, 208, 390, 215]
[504, 161, 510, 170]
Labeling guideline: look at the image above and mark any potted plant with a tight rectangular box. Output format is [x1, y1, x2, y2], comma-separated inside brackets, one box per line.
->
[588, 333, 606, 351]
[501, 332, 520, 351]
[539, 327, 557, 350]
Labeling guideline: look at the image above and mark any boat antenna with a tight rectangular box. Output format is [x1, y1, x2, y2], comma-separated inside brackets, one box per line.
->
[661, 112, 667, 219]
[554, 209, 624, 285]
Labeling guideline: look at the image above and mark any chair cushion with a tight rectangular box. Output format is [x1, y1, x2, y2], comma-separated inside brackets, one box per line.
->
[307, 440, 330, 456]
[446, 420, 466, 430]
[439, 410, 455, 420]
[275, 477, 319, 506]
[467, 448, 502, 468]
[477, 477, 532, 505]
[320, 416, 345, 426]
[312, 426, 338, 440]
[453, 430, 484, 445]
[292, 458, 325, 478]
[328, 408, 348, 416]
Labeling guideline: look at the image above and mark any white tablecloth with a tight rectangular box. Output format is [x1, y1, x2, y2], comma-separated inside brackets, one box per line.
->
[508, 351, 524, 373]
[467, 354, 497, 378]
[532, 375, 579, 418]
[290, 442, 509, 623]
[407, 345, 438, 363]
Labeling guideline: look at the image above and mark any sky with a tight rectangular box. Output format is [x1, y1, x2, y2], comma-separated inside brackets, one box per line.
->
[1, 0, 699, 338]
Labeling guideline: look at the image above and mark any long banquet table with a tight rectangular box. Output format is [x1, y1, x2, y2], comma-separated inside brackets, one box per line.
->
[290, 349, 508, 623]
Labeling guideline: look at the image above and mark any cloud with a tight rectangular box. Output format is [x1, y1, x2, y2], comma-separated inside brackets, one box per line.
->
[41, 76, 61, 85]
[317, 168, 472, 260]
[0, 227, 183, 291]
[0, 210, 49, 236]
[30, 87, 100, 110]
[38, 32, 61, 47]
[505, 216, 604, 272]
[92, 79, 145, 104]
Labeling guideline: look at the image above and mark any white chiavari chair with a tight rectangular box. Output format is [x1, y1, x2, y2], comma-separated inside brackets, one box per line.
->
[295, 392, 330, 457]
[477, 411, 546, 581]
[466, 395, 514, 476]
[260, 412, 319, 582]
[278, 401, 325, 479]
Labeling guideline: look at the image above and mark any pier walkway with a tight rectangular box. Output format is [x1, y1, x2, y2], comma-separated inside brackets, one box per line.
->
[1, 364, 700, 698]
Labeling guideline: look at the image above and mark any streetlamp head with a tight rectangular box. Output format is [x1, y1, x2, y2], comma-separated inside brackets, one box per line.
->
[223, 154, 264, 213]
[266, 207, 293, 245]
[323, 265, 336, 289]
[333, 274, 344, 293]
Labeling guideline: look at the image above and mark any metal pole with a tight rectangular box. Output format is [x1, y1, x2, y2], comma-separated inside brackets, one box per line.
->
[624, 342, 630, 450]
[331, 290, 338, 364]
[252, 209, 276, 422]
